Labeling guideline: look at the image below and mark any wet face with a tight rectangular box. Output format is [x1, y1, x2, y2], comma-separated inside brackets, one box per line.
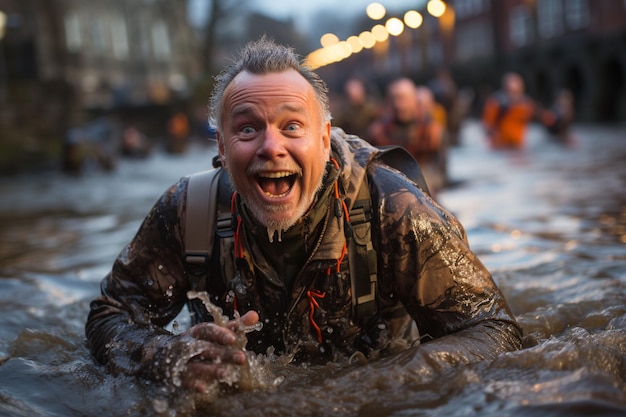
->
[217, 69, 331, 233]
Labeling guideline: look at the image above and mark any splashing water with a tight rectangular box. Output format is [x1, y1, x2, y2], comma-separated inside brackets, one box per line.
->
[186, 290, 283, 392]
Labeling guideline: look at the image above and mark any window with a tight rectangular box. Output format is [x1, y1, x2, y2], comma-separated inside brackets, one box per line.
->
[510, 6, 533, 47]
[455, 21, 493, 60]
[453, 0, 489, 18]
[90, 17, 108, 55]
[64, 12, 82, 52]
[565, 0, 590, 30]
[538, 0, 564, 38]
[110, 16, 129, 59]
[151, 21, 171, 60]
[453, 0, 468, 19]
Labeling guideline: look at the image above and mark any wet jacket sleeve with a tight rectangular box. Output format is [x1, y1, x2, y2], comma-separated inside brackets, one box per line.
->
[85, 178, 191, 379]
[370, 162, 522, 362]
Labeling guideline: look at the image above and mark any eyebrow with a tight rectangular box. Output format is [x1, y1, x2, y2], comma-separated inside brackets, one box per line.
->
[279, 103, 307, 114]
[231, 104, 256, 120]
[231, 102, 308, 120]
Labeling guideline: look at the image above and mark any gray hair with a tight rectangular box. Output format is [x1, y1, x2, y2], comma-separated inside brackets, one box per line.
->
[208, 37, 331, 131]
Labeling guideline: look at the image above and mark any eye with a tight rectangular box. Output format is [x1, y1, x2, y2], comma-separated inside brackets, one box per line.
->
[284, 123, 301, 132]
[240, 126, 257, 135]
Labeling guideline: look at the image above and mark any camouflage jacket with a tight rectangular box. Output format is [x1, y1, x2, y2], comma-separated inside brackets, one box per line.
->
[86, 128, 522, 377]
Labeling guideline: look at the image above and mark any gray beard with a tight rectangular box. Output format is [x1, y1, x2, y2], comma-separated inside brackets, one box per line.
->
[223, 158, 329, 241]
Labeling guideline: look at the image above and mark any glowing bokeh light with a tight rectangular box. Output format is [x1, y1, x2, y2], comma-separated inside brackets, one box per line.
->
[358, 31, 377, 48]
[371, 24, 389, 42]
[385, 17, 404, 36]
[404, 10, 423, 29]
[347, 35, 364, 53]
[427, 0, 446, 18]
[320, 33, 339, 47]
[366, 2, 386, 20]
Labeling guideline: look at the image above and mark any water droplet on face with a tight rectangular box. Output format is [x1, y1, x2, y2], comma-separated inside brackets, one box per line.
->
[266, 227, 283, 242]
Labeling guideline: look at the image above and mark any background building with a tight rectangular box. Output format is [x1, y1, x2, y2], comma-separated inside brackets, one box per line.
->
[0, 0, 199, 172]
[316, 0, 626, 122]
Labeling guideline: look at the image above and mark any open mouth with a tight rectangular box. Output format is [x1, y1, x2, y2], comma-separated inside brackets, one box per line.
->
[257, 171, 298, 198]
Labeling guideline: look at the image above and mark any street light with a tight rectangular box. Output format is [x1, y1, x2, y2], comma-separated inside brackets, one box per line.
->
[427, 0, 446, 18]
[320, 33, 340, 48]
[346, 35, 363, 53]
[371, 24, 389, 43]
[358, 31, 377, 49]
[404, 10, 423, 29]
[385, 17, 405, 37]
[366, 3, 386, 20]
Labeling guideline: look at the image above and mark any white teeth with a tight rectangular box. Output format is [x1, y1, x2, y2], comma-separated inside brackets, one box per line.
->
[264, 190, 289, 198]
[261, 171, 293, 179]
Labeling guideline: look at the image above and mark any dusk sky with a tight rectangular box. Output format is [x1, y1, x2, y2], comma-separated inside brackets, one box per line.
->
[189, 0, 425, 30]
[250, 0, 423, 28]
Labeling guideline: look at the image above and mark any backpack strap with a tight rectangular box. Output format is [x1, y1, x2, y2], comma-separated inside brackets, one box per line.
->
[375, 145, 431, 196]
[348, 145, 432, 324]
[348, 175, 378, 322]
[184, 167, 222, 291]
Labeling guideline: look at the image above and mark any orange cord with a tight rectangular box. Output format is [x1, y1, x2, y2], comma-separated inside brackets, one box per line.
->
[307, 162, 350, 345]
[307, 289, 325, 343]
[307, 241, 347, 344]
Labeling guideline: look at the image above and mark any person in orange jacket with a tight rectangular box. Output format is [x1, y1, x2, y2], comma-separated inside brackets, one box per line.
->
[482, 72, 535, 149]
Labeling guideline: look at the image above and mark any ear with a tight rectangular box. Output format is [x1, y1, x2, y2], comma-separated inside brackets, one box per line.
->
[322, 121, 331, 155]
[216, 131, 227, 167]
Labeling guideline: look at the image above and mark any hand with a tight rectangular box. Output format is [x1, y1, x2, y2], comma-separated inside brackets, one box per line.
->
[159, 310, 259, 393]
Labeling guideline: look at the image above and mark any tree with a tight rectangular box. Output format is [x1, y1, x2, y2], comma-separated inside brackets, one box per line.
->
[199, 0, 246, 74]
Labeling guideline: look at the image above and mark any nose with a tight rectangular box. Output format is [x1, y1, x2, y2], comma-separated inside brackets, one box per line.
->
[256, 126, 287, 160]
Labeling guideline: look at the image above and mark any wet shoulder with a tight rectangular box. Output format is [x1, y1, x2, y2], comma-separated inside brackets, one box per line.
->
[367, 161, 467, 241]
[368, 160, 435, 213]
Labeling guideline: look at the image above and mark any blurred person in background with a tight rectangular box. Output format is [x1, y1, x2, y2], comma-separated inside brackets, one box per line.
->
[331, 76, 381, 141]
[62, 118, 117, 174]
[481, 72, 535, 149]
[539, 89, 576, 146]
[120, 125, 152, 158]
[369, 78, 448, 193]
[86, 38, 521, 395]
[167, 111, 191, 154]
[428, 67, 463, 146]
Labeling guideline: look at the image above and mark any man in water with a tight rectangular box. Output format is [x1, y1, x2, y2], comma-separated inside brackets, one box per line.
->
[86, 38, 522, 394]
[482, 72, 535, 149]
[369, 78, 448, 192]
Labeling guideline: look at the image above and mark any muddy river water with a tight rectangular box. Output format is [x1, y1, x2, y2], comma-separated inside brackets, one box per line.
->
[0, 120, 625, 416]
